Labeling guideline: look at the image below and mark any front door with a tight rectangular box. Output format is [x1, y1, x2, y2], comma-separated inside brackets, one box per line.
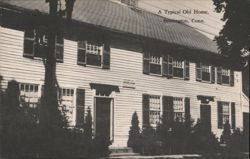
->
[200, 104, 211, 132]
[95, 97, 111, 140]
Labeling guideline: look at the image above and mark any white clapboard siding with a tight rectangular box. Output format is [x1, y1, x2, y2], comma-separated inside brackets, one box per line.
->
[0, 26, 244, 147]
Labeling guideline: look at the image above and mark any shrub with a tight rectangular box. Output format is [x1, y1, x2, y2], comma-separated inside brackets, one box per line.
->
[0, 80, 110, 158]
[220, 120, 231, 145]
[190, 119, 220, 154]
[140, 125, 160, 155]
[127, 111, 141, 152]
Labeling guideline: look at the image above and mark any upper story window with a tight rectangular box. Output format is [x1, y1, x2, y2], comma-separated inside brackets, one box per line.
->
[217, 67, 234, 86]
[143, 52, 189, 80]
[218, 101, 236, 129]
[77, 41, 110, 69]
[173, 60, 184, 78]
[23, 29, 64, 62]
[149, 55, 162, 75]
[196, 62, 215, 83]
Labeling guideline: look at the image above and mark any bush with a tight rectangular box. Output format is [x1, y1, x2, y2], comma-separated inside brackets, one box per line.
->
[140, 125, 161, 155]
[220, 120, 231, 145]
[0, 80, 110, 158]
[127, 111, 141, 152]
[190, 119, 220, 154]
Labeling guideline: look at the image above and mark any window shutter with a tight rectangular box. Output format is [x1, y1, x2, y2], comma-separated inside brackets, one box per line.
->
[184, 97, 190, 123]
[218, 101, 223, 129]
[162, 55, 168, 77]
[168, 55, 173, 78]
[142, 94, 150, 127]
[217, 67, 222, 84]
[23, 29, 35, 57]
[143, 52, 150, 74]
[163, 96, 174, 126]
[211, 66, 215, 83]
[231, 102, 236, 129]
[184, 60, 190, 80]
[102, 42, 110, 69]
[230, 70, 234, 86]
[76, 89, 85, 128]
[77, 41, 87, 66]
[196, 62, 202, 81]
[55, 34, 64, 62]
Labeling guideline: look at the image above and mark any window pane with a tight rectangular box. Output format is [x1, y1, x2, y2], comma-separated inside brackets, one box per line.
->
[222, 75, 230, 84]
[150, 64, 161, 75]
[86, 54, 101, 66]
[173, 67, 183, 78]
[202, 72, 210, 81]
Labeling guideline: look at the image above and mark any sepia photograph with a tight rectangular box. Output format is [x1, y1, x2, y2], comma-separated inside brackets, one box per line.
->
[0, 0, 249, 158]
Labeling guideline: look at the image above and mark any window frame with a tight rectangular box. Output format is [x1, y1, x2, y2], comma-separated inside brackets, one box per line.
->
[173, 97, 185, 121]
[23, 29, 64, 62]
[221, 68, 230, 85]
[58, 87, 75, 126]
[77, 40, 110, 69]
[19, 83, 39, 108]
[196, 62, 215, 83]
[148, 95, 161, 128]
[218, 101, 235, 129]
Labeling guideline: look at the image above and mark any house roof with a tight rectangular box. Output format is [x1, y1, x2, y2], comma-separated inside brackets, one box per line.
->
[0, 0, 219, 54]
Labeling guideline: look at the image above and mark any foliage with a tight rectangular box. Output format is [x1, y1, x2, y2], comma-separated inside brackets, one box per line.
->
[213, 0, 250, 68]
[191, 119, 220, 154]
[127, 111, 141, 152]
[220, 120, 231, 144]
[0, 80, 109, 158]
[140, 125, 161, 155]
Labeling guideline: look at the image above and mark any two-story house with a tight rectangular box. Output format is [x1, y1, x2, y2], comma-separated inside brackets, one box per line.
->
[0, 0, 249, 148]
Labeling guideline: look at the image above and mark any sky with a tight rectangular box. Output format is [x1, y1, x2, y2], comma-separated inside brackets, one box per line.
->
[138, 0, 225, 40]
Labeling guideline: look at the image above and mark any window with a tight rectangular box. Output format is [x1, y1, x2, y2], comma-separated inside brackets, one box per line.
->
[149, 95, 161, 128]
[19, 83, 39, 108]
[222, 69, 230, 84]
[23, 29, 64, 62]
[77, 41, 110, 69]
[58, 88, 75, 126]
[196, 62, 215, 83]
[222, 102, 230, 125]
[218, 101, 236, 129]
[173, 97, 184, 121]
[143, 53, 189, 79]
[149, 55, 162, 75]
[217, 67, 234, 86]
[173, 60, 184, 78]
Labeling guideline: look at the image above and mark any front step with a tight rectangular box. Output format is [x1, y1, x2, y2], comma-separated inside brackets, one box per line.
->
[109, 147, 140, 157]
[110, 147, 133, 154]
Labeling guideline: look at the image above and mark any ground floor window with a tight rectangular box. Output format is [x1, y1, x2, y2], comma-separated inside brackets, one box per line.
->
[58, 88, 75, 125]
[218, 101, 236, 129]
[19, 83, 39, 108]
[149, 95, 161, 128]
[173, 97, 184, 121]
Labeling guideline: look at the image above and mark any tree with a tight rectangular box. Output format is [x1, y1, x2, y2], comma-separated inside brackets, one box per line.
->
[39, 0, 75, 130]
[213, 0, 250, 69]
[127, 111, 141, 151]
